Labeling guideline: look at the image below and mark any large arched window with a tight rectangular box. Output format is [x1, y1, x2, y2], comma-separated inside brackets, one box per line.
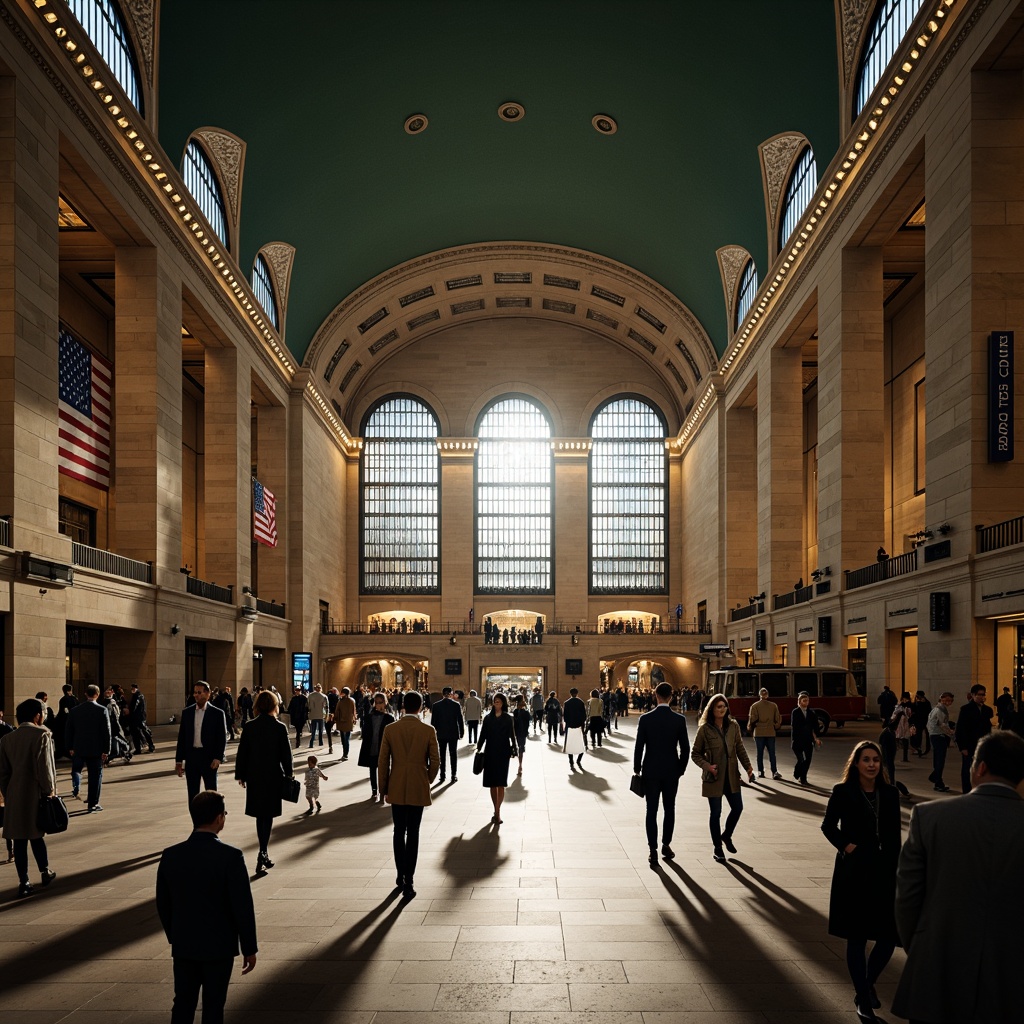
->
[735, 258, 758, 332]
[476, 397, 553, 593]
[362, 396, 439, 593]
[252, 254, 279, 329]
[778, 146, 817, 250]
[64, 0, 143, 114]
[590, 397, 666, 593]
[854, 0, 926, 117]
[182, 140, 229, 248]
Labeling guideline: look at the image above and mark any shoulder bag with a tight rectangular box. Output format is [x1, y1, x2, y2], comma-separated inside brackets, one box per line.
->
[281, 775, 301, 803]
[37, 794, 70, 834]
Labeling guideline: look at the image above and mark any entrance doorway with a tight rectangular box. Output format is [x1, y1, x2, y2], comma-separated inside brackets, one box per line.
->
[481, 666, 544, 698]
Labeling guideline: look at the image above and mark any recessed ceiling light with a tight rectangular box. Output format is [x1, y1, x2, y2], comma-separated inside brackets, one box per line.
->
[592, 114, 617, 135]
[404, 113, 428, 135]
[498, 101, 524, 122]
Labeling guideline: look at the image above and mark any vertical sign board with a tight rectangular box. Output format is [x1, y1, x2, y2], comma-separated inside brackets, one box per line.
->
[292, 651, 312, 692]
[989, 331, 1014, 461]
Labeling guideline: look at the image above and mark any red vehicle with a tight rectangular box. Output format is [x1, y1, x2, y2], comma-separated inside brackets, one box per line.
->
[705, 665, 864, 734]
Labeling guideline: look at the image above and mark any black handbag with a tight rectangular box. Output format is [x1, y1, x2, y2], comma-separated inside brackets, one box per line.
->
[37, 795, 70, 834]
[281, 775, 301, 803]
[629, 775, 646, 798]
[472, 751, 485, 775]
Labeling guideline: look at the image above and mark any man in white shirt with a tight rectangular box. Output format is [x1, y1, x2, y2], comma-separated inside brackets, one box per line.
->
[174, 682, 228, 807]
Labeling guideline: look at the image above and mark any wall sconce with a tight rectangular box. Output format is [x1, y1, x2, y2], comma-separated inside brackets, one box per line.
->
[937, 523, 952, 536]
[242, 585, 253, 595]
[38, 588, 48, 595]
[571, 633, 579, 645]
[449, 634, 457, 646]
[171, 624, 180, 635]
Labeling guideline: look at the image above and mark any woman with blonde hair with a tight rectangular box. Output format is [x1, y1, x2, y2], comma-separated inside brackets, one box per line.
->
[690, 693, 754, 863]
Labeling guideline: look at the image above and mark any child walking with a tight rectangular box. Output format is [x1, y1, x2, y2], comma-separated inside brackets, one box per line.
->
[304, 754, 328, 815]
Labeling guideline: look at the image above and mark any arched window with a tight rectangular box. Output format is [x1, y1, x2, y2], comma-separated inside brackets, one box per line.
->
[252, 254, 279, 329]
[735, 258, 758, 331]
[64, 0, 143, 114]
[476, 397, 552, 593]
[854, 0, 926, 117]
[182, 140, 229, 248]
[778, 146, 817, 250]
[362, 397, 439, 593]
[590, 397, 666, 593]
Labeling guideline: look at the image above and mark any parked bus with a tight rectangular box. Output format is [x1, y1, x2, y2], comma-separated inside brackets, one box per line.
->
[705, 665, 864, 734]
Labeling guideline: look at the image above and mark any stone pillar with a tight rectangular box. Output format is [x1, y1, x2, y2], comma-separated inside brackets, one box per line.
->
[722, 405, 758, 616]
[254, 401, 287, 606]
[758, 346, 805, 597]
[438, 440, 476, 628]
[552, 442, 590, 628]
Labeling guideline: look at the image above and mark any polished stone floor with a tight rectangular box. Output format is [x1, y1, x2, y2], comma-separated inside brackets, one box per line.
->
[0, 711, 938, 1023]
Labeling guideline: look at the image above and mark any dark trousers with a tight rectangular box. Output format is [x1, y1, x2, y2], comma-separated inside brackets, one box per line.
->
[339, 731, 351, 756]
[467, 720, 479, 743]
[960, 747, 973, 793]
[184, 750, 219, 807]
[929, 734, 949, 786]
[369, 764, 378, 794]
[754, 736, 777, 773]
[293, 722, 306, 747]
[308, 720, 325, 745]
[13, 837, 47, 885]
[438, 737, 457, 778]
[391, 804, 424, 883]
[171, 956, 234, 1024]
[129, 721, 153, 753]
[793, 744, 814, 782]
[71, 754, 103, 806]
[708, 782, 743, 849]
[547, 721, 559, 743]
[643, 775, 679, 849]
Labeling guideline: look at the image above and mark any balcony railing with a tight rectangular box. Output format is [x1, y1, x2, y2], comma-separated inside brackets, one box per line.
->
[186, 576, 234, 604]
[845, 549, 918, 591]
[0, 515, 9, 548]
[321, 619, 711, 637]
[773, 585, 814, 611]
[978, 515, 1024, 553]
[256, 598, 286, 618]
[730, 602, 764, 622]
[71, 542, 152, 583]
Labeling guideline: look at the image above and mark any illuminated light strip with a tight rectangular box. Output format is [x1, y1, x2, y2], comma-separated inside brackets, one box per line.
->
[33, 1, 297, 376]
[305, 379, 362, 452]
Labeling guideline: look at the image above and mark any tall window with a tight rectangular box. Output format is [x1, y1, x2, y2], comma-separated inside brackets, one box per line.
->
[590, 397, 666, 593]
[735, 258, 758, 331]
[854, 0, 926, 117]
[362, 396, 439, 593]
[182, 140, 229, 248]
[477, 397, 552, 593]
[778, 146, 817, 250]
[252, 254, 279, 329]
[64, 0, 143, 113]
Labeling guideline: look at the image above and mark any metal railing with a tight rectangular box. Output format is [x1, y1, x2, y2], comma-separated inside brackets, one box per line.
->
[730, 602, 763, 622]
[321, 619, 711, 637]
[0, 515, 9, 548]
[256, 598, 286, 618]
[977, 515, 1024, 553]
[71, 542, 152, 583]
[773, 585, 813, 611]
[845, 549, 918, 591]
[186, 576, 234, 604]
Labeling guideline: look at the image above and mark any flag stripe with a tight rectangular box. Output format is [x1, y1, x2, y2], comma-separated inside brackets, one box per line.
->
[253, 478, 278, 547]
[58, 328, 112, 490]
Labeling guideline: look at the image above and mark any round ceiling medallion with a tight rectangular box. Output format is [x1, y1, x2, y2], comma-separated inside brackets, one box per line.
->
[498, 101, 525, 122]
[592, 114, 618, 135]
[404, 113, 429, 135]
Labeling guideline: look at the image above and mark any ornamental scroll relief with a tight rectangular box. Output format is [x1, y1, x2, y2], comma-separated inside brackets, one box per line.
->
[193, 129, 246, 236]
[716, 244, 750, 322]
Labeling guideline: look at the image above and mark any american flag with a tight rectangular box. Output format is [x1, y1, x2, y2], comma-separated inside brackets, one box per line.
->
[253, 478, 278, 547]
[58, 328, 111, 489]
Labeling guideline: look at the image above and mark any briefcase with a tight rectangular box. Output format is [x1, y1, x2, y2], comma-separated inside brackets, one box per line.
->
[472, 751, 485, 775]
[281, 775, 301, 803]
[37, 794, 70, 834]
[629, 775, 646, 798]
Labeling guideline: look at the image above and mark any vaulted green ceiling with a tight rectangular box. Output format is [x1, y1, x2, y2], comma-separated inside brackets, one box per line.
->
[157, 0, 840, 362]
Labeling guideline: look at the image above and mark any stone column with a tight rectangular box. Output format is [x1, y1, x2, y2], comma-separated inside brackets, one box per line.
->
[439, 440, 476, 629]
[552, 441, 590, 629]
[722, 405, 758, 617]
[254, 401, 287, 606]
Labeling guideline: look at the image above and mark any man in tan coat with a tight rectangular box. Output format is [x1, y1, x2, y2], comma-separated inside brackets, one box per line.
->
[335, 687, 357, 761]
[379, 690, 440, 899]
[746, 687, 783, 780]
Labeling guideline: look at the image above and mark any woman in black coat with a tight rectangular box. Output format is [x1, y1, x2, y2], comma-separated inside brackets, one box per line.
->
[357, 692, 394, 801]
[235, 689, 293, 874]
[544, 691, 562, 743]
[477, 693, 517, 824]
[821, 740, 901, 1022]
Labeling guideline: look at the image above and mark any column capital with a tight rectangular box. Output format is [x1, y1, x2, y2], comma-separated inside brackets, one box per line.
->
[551, 438, 592, 459]
[437, 438, 479, 458]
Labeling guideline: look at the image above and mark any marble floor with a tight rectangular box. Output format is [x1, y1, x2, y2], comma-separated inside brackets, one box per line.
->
[0, 712, 936, 1023]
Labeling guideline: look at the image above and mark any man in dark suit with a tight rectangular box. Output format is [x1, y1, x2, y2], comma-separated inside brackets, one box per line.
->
[174, 682, 228, 807]
[128, 683, 155, 754]
[156, 791, 257, 1024]
[430, 686, 464, 783]
[954, 683, 994, 793]
[66, 683, 112, 811]
[562, 687, 588, 768]
[633, 681, 690, 866]
[893, 730, 1024, 1024]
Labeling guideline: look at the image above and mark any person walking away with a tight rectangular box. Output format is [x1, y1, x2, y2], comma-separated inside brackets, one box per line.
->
[909, 691, 930, 757]
[953, 684, 993, 793]
[746, 687, 782, 779]
[633, 681, 690, 867]
[562, 688, 587, 769]
[891, 693, 914, 762]
[893, 731, 1024, 1024]
[429, 686, 464, 783]
[821, 740, 901, 1022]
[878, 717, 910, 799]
[925, 691, 955, 792]
[790, 691, 822, 786]
[335, 686, 357, 761]
[587, 689, 605, 748]
[156, 791, 257, 1023]
[512, 695, 531, 775]
[306, 683, 329, 748]
[66, 683, 111, 811]
[464, 690, 483, 744]
[477, 693, 517, 824]
[215, 687, 237, 741]
[128, 683, 155, 754]
[877, 685, 897, 724]
[544, 691, 562, 743]
[691, 693, 754, 863]
[237, 687, 254, 729]
[995, 686, 1014, 729]
[234, 690, 294, 874]
[286, 688, 309, 748]
[530, 688, 544, 734]
[379, 690, 439, 899]
[358, 692, 394, 801]
[303, 755, 327, 815]
[0, 699, 58, 898]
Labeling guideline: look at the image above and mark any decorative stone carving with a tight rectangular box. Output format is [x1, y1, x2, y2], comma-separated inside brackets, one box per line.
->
[123, 0, 156, 87]
[716, 245, 749, 317]
[260, 242, 296, 309]
[838, 0, 875, 89]
[193, 129, 246, 230]
[759, 133, 806, 224]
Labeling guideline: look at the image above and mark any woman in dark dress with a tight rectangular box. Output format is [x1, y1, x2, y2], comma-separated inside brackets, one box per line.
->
[477, 693, 517, 824]
[821, 740, 901, 1023]
[358, 692, 395, 801]
[512, 694, 531, 776]
[234, 689, 294, 874]
[237, 687, 254, 728]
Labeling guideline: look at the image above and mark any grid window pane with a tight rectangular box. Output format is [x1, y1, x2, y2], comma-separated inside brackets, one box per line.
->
[183, 140, 229, 249]
[477, 398, 552, 592]
[778, 147, 817, 250]
[590, 397, 666, 593]
[735, 258, 758, 331]
[854, 0, 925, 117]
[362, 397, 439, 593]
[64, 0, 143, 114]
[252, 254, 279, 329]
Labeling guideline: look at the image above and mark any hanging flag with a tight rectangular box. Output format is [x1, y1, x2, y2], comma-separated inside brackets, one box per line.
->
[253, 477, 278, 547]
[58, 327, 111, 489]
